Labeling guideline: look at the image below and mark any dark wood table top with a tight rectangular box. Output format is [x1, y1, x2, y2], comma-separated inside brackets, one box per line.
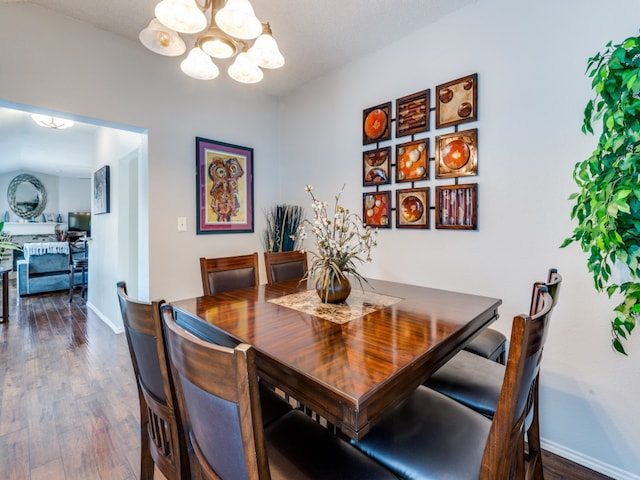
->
[171, 278, 501, 440]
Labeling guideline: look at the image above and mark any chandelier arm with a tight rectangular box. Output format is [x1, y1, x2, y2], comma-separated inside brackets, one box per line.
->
[194, 0, 213, 12]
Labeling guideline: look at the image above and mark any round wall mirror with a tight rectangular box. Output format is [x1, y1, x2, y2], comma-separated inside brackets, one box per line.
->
[7, 174, 47, 219]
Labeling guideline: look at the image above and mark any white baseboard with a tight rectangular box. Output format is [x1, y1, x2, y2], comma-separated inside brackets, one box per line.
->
[87, 301, 124, 334]
[542, 438, 640, 480]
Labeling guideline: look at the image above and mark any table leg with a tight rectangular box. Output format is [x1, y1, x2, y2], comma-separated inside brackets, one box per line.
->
[1, 269, 8, 322]
[69, 266, 74, 303]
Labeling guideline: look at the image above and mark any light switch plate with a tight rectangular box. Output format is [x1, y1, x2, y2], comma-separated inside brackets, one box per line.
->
[177, 217, 187, 232]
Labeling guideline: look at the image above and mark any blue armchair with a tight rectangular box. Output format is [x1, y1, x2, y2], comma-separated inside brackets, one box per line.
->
[16, 242, 85, 296]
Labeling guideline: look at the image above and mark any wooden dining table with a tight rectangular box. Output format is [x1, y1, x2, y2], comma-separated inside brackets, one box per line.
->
[171, 278, 501, 440]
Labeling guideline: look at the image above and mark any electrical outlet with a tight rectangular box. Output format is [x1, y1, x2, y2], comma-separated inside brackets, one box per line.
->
[177, 217, 187, 232]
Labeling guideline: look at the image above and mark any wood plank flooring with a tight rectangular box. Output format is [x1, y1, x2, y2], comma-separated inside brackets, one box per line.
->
[0, 286, 612, 479]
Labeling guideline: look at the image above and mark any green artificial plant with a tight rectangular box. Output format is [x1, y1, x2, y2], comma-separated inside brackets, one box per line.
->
[562, 32, 640, 354]
[0, 222, 21, 261]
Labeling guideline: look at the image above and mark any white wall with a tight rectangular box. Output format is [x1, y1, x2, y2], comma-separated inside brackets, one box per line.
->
[0, 171, 89, 223]
[0, 3, 281, 306]
[2, 0, 639, 477]
[58, 177, 91, 218]
[278, 0, 640, 477]
[87, 127, 144, 331]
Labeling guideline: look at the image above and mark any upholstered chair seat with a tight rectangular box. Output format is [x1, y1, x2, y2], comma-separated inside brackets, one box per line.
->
[354, 386, 491, 480]
[265, 409, 399, 479]
[463, 328, 506, 364]
[425, 349, 503, 418]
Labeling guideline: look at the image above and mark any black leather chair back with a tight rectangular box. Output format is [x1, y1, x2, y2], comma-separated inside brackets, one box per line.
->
[200, 253, 259, 296]
[264, 250, 308, 284]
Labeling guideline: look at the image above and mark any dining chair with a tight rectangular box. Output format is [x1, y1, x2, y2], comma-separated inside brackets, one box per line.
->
[116, 281, 190, 480]
[421, 268, 562, 478]
[264, 250, 308, 284]
[424, 269, 561, 417]
[352, 285, 556, 480]
[200, 252, 259, 296]
[462, 273, 559, 367]
[68, 232, 88, 302]
[162, 306, 399, 480]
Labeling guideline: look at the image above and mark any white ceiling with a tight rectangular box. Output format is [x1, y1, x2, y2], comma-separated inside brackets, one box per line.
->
[0, 0, 476, 177]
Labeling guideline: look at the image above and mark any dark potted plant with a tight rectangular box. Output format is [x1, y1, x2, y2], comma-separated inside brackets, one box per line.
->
[262, 204, 305, 253]
[563, 32, 640, 354]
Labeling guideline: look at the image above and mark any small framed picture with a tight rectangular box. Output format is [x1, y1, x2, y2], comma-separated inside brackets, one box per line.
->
[436, 129, 478, 178]
[396, 187, 429, 229]
[93, 165, 110, 215]
[396, 89, 430, 137]
[363, 102, 392, 145]
[435, 184, 477, 230]
[363, 147, 391, 186]
[363, 191, 392, 228]
[396, 139, 429, 183]
[43, 213, 55, 223]
[435, 73, 477, 129]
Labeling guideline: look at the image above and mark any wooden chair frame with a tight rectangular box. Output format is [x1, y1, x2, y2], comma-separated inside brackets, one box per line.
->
[199, 253, 259, 296]
[117, 282, 189, 480]
[481, 288, 554, 478]
[264, 250, 308, 284]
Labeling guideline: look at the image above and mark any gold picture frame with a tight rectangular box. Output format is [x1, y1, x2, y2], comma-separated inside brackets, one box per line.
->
[436, 129, 478, 179]
[396, 187, 429, 229]
[363, 147, 391, 186]
[396, 89, 430, 137]
[363, 102, 392, 145]
[435, 73, 478, 129]
[363, 191, 392, 228]
[396, 139, 429, 183]
[435, 184, 477, 230]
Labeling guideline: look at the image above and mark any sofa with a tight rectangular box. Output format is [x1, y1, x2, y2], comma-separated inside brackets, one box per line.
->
[17, 242, 86, 296]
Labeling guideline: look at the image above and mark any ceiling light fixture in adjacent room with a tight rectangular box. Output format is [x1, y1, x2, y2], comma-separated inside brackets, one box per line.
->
[140, 0, 284, 84]
[31, 114, 75, 130]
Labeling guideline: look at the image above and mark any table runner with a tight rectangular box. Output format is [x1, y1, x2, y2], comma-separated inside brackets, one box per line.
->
[269, 289, 402, 324]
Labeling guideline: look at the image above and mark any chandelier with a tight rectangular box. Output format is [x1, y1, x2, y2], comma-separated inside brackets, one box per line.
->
[140, 0, 284, 84]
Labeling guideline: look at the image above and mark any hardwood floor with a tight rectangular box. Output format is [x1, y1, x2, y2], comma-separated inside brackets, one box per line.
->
[0, 286, 612, 479]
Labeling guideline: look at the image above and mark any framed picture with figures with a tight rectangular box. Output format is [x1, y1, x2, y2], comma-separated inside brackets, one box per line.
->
[196, 137, 254, 234]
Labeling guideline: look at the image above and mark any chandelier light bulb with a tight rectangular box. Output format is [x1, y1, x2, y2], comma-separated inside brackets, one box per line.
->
[202, 38, 235, 58]
[181, 47, 220, 80]
[158, 31, 171, 47]
[155, 0, 207, 34]
[215, 0, 262, 40]
[247, 26, 284, 69]
[198, 26, 238, 59]
[139, 18, 186, 56]
[228, 51, 263, 83]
